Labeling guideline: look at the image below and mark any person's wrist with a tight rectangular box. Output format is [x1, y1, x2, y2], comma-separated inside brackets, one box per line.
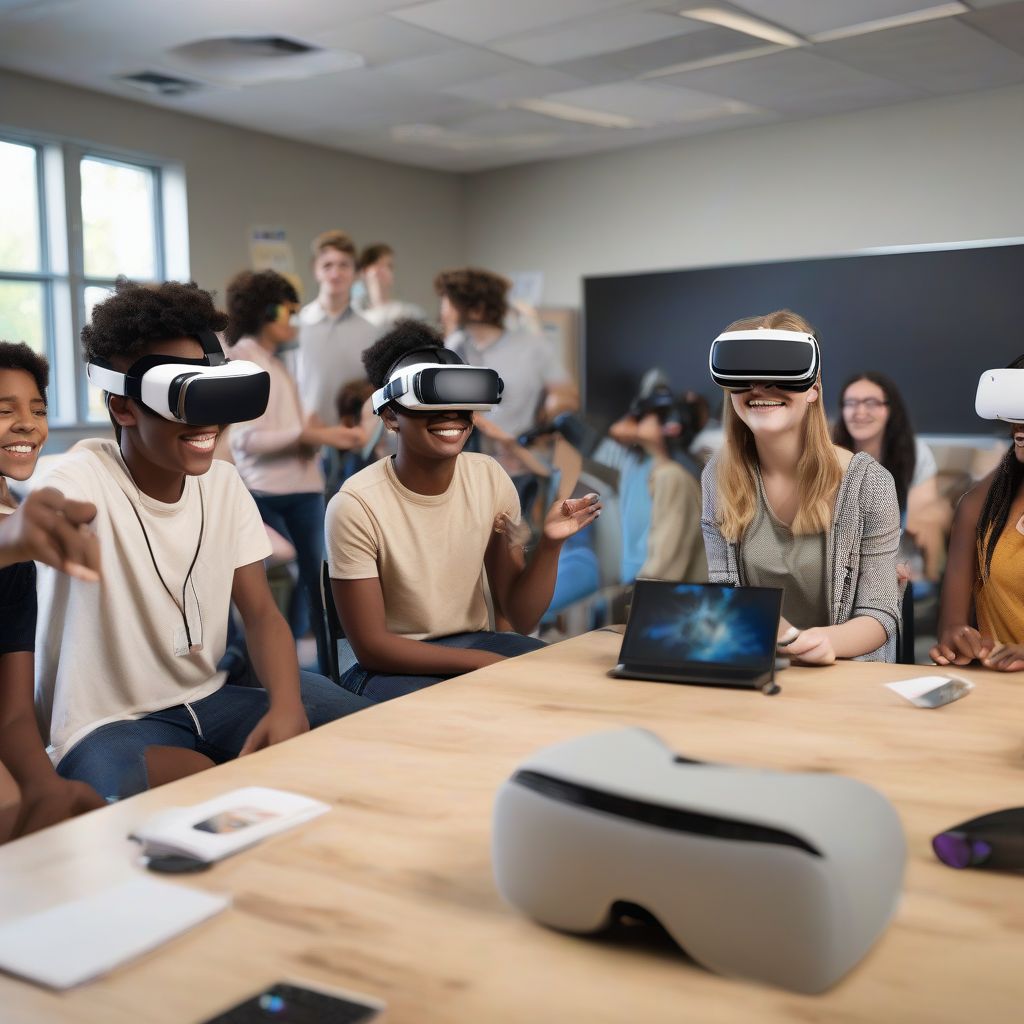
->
[538, 533, 565, 552]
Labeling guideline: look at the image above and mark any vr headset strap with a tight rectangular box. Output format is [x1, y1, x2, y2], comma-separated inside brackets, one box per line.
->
[86, 360, 142, 401]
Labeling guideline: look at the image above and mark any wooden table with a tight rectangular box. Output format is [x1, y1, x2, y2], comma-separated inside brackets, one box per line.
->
[2, 631, 1024, 1023]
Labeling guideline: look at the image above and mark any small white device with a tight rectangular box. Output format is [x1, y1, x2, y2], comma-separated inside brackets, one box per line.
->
[493, 728, 906, 994]
[975, 367, 1024, 423]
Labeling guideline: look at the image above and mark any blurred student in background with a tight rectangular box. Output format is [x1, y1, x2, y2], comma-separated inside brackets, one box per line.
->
[833, 372, 951, 583]
[354, 243, 424, 330]
[226, 269, 361, 674]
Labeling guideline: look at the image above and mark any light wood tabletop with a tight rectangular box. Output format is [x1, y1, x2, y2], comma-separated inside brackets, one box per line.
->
[2, 630, 1023, 1023]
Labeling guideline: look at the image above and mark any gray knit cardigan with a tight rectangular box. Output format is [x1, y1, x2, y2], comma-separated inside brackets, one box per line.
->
[700, 451, 902, 662]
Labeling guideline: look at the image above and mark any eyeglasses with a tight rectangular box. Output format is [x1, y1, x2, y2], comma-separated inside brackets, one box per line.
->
[933, 807, 1024, 871]
[841, 398, 888, 412]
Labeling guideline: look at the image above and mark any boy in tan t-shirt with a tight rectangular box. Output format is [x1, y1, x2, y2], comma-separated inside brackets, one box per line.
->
[326, 320, 601, 703]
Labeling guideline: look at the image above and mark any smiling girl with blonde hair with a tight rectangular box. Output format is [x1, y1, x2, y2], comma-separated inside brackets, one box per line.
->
[701, 310, 902, 663]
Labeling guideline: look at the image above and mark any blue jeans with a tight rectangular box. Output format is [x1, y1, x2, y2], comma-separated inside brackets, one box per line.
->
[252, 491, 327, 675]
[56, 672, 369, 800]
[340, 630, 546, 704]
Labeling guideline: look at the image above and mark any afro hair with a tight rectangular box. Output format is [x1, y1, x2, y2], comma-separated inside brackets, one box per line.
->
[362, 319, 446, 388]
[0, 341, 49, 404]
[224, 269, 299, 346]
[81, 277, 228, 367]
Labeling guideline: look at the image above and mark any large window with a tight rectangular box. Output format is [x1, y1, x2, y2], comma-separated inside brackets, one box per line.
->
[0, 133, 187, 425]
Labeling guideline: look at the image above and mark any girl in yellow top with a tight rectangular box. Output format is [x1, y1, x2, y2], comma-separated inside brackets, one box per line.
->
[932, 367, 1024, 671]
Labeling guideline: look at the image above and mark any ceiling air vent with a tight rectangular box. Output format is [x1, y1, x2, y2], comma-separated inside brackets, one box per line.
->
[116, 71, 205, 97]
[166, 35, 364, 86]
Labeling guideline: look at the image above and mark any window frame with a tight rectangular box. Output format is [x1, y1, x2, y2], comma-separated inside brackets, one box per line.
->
[0, 126, 188, 427]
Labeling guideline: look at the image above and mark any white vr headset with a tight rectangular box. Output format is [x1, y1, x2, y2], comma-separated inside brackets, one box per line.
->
[86, 330, 271, 425]
[371, 347, 503, 415]
[709, 328, 820, 392]
[975, 367, 1024, 423]
[493, 729, 905, 994]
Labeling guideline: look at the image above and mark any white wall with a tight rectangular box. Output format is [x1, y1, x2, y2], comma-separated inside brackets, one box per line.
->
[464, 84, 1024, 307]
[0, 69, 464, 313]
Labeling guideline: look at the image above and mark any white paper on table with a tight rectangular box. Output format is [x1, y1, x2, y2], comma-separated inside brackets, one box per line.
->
[885, 674, 974, 708]
[0, 875, 228, 989]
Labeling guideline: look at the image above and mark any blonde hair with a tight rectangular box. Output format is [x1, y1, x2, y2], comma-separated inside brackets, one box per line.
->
[715, 309, 843, 541]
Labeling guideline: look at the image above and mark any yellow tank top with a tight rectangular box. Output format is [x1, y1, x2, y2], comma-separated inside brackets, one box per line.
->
[975, 518, 1024, 643]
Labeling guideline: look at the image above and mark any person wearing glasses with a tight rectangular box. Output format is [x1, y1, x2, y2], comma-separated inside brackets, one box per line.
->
[225, 269, 363, 675]
[832, 373, 951, 583]
[701, 310, 902, 664]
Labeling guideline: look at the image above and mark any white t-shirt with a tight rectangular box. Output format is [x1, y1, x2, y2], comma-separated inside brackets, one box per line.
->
[910, 437, 938, 490]
[34, 439, 272, 764]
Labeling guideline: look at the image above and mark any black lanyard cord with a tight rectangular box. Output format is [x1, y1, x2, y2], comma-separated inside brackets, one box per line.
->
[126, 481, 206, 649]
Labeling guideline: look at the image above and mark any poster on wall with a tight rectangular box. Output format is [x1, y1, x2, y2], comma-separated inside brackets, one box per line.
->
[248, 226, 295, 275]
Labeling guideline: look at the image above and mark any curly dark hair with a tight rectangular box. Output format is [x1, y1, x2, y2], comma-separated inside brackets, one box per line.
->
[433, 267, 509, 329]
[362, 320, 445, 387]
[224, 270, 299, 346]
[976, 353, 1024, 582]
[81, 277, 228, 366]
[0, 341, 49, 404]
[832, 372, 916, 513]
[357, 243, 393, 272]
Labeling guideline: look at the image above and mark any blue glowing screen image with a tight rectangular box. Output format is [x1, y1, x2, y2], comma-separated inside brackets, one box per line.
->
[622, 583, 781, 669]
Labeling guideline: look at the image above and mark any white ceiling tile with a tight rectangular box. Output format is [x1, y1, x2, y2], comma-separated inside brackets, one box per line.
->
[488, 10, 702, 65]
[442, 67, 587, 104]
[728, 0, 961, 37]
[313, 15, 456, 67]
[538, 80, 761, 122]
[956, 1, 1024, 59]
[655, 47, 925, 114]
[444, 107, 604, 137]
[818, 18, 1024, 93]
[389, 0, 629, 46]
[374, 46, 524, 90]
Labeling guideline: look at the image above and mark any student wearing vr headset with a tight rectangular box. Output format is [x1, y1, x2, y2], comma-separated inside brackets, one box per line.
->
[31, 280, 368, 801]
[325, 320, 601, 703]
[703, 311, 902, 664]
[225, 270, 365, 676]
[931, 356, 1024, 671]
[0, 343, 105, 844]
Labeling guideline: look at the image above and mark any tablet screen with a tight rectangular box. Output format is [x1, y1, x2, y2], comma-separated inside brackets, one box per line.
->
[621, 582, 781, 671]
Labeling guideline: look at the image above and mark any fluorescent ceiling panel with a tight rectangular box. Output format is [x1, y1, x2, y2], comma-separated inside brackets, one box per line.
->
[817, 18, 1024, 94]
[443, 67, 587, 104]
[726, 0, 964, 38]
[657, 47, 924, 115]
[678, 6, 803, 46]
[489, 10, 702, 65]
[810, 3, 968, 42]
[390, 0, 627, 46]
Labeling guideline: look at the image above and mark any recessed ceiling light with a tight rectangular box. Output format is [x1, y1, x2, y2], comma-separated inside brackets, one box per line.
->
[640, 43, 784, 79]
[809, 2, 968, 43]
[678, 6, 803, 48]
[514, 99, 649, 129]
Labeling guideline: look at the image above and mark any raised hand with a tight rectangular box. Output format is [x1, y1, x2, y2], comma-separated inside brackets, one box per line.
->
[542, 492, 602, 543]
[0, 487, 100, 580]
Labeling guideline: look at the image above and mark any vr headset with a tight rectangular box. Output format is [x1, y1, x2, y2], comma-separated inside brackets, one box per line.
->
[86, 329, 270, 425]
[371, 347, 503, 415]
[493, 728, 905, 994]
[709, 329, 820, 392]
[975, 368, 1024, 423]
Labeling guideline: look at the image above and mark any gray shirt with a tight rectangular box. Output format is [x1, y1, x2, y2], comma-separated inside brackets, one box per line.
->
[293, 301, 379, 426]
[701, 451, 902, 662]
[447, 328, 570, 439]
[741, 470, 829, 630]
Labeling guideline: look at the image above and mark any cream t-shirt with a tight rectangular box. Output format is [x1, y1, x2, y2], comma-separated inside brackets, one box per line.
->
[34, 438, 272, 764]
[326, 453, 520, 640]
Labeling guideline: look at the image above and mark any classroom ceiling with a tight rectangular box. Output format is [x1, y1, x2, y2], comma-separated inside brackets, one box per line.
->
[1, 0, 1023, 172]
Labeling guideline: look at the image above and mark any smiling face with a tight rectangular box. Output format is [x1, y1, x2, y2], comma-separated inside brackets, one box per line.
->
[730, 383, 818, 437]
[383, 406, 474, 462]
[0, 368, 47, 481]
[109, 337, 224, 480]
[841, 378, 889, 451]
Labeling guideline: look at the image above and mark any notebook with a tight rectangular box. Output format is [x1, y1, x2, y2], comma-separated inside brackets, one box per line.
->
[0, 876, 228, 989]
[609, 580, 783, 692]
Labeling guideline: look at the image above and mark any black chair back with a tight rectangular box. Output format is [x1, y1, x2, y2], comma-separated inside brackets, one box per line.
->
[320, 562, 345, 684]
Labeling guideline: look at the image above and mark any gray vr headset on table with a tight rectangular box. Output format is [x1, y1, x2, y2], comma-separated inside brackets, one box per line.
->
[975, 368, 1024, 423]
[86, 329, 270, 425]
[493, 728, 905, 994]
[709, 328, 820, 392]
[371, 347, 503, 415]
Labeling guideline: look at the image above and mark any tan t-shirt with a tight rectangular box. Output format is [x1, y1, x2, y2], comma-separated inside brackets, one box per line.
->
[326, 453, 520, 640]
[34, 438, 272, 764]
